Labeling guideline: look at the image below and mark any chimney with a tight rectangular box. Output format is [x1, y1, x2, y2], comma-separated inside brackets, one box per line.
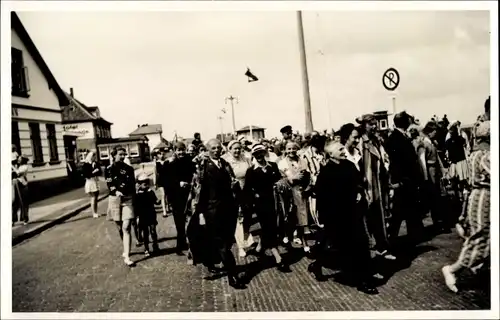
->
[70, 88, 74, 97]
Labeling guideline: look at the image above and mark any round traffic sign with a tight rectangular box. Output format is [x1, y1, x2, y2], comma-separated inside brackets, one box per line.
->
[382, 68, 400, 91]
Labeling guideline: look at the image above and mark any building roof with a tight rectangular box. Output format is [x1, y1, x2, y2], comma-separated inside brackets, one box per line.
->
[129, 124, 163, 136]
[11, 12, 69, 107]
[62, 91, 113, 125]
[236, 125, 266, 132]
[98, 136, 148, 146]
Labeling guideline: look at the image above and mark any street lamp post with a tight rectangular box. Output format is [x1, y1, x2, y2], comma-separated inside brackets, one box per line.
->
[225, 95, 238, 136]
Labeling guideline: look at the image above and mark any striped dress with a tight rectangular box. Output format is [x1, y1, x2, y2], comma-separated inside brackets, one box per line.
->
[457, 147, 490, 271]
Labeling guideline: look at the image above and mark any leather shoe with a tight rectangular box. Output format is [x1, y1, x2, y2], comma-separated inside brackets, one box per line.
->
[357, 283, 379, 295]
[228, 275, 247, 290]
[277, 262, 292, 273]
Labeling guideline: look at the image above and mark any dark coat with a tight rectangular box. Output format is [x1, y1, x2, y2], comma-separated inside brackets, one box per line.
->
[386, 129, 423, 187]
[105, 161, 136, 197]
[315, 160, 366, 245]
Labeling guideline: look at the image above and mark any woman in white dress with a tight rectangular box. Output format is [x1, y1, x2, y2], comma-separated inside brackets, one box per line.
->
[82, 151, 102, 218]
[222, 140, 254, 257]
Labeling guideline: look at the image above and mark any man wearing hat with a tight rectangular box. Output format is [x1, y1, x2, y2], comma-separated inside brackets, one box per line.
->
[385, 111, 425, 246]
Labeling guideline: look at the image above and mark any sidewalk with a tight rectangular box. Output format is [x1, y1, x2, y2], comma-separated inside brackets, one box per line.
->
[12, 167, 154, 246]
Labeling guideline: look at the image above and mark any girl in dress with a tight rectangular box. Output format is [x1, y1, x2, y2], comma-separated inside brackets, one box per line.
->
[277, 141, 311, 253]
[82, 151, 102, 218]
[442, 121, 490, 293]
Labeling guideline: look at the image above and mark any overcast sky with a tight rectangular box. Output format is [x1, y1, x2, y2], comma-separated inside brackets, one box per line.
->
[16, 10, 490, 139]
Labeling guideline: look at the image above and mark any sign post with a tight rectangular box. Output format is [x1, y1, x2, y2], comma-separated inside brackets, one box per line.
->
[382, 67, 400, 114]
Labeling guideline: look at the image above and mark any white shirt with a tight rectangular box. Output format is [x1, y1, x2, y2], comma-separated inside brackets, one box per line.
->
[346, 147, 362, 171]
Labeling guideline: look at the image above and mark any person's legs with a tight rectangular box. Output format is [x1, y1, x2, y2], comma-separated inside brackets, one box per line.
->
[150, 225, 159, 252]
[142, 223, 150, 254]
[122, 219, 134, 265]
[172, 200, 187, 251]
[159, 187, 168, 217]
[115, 221, 123, 240]
[90, 193, 99, 218]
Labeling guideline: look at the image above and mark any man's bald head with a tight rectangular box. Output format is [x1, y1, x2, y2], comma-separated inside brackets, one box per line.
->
[206, 139, 222, 159]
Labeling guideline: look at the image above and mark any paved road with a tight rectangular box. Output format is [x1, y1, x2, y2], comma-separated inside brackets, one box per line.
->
[12, 198, 490, 312]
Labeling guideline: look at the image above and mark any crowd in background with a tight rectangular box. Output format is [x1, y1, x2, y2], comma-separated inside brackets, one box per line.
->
[13, 96, 490, 295]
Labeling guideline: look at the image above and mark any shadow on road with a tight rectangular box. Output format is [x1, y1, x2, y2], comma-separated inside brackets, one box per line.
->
[238, 246, 306, 285]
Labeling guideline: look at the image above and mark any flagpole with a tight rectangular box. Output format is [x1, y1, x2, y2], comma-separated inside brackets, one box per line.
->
[297, 11, 314, 133]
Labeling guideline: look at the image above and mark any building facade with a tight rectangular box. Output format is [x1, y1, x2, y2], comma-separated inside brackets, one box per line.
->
[11, 12, 71, 201]
[236, 125, 266, 141]
[129, 124, 163, 152]
[61, 88, 113, 169]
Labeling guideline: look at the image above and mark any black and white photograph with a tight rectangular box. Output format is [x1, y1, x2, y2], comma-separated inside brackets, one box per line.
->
[1, 1, 498, 318]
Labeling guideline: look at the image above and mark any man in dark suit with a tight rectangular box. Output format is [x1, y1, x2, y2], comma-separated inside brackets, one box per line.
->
[194, 139, 245, 289]
[166, 141, 195, 254]
[386, 111, 425, 246]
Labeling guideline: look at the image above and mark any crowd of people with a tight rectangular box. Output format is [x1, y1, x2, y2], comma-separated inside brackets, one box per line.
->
[13, 96, 490, 296]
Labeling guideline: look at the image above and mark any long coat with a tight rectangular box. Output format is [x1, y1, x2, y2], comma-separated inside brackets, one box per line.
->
[185, 155, 239, 265]
[359, 134, 390, 249]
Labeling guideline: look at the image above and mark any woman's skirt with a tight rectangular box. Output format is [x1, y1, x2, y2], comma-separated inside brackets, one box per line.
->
[456, 188, 490, 272]
[449, 159, 469, 182]
[291, 186, 309, 227]
[106, 195, 135, 222]
[85, 177, 100, 194]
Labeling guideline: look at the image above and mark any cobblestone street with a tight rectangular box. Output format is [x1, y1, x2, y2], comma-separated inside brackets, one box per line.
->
[12, 198, 490, 312]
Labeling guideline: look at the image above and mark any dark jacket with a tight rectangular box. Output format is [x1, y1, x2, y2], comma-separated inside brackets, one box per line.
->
[135, 188, 159, 225]
[166, 156, 195, 197]
[155, 160, 169, 188]
[105, 161, 136, 197]
[82, 162, 101, 179]
[386, 129, 423, 187]
[315, 159, 364, 232]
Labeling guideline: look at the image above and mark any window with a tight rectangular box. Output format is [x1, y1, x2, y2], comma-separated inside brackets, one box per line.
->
[12, 121, 21, 154]
[29, 122, 43, 164]
[46, 124, 59, 162]
[379, 119, 388, 130]
[129, 144, 139, 158]
[98, 146, 109, 160]
[11, 48, 30, 97]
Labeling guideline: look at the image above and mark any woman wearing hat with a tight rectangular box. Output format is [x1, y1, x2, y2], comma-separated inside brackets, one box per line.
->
[442, 121, 490, 293]
[356, 114, 395, 261]
[222, 140, 253, 257]
[12, 154, 30, 225]
[244, 143, 291, 273]
[82, 151, 102, 218]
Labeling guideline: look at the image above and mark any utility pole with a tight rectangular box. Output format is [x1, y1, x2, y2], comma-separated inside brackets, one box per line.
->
[225, 95, 238, 136]
[217, 115, 224, 143]
[297, 11, 314, 133]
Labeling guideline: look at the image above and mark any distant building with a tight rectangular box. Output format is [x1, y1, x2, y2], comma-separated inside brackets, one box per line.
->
[372, 111, 391, 131]
[129, 124, 163, 152]
[97, 136, 150, 166]
[236, 125, 266, 141]
[61, 88, 113, 167]
[11, 12, 71, 201]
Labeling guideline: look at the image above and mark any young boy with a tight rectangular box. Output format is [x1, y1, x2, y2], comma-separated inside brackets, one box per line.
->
[136, 173, 160, 256]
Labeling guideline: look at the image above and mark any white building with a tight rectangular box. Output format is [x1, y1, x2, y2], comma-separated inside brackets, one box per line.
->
[129, 124, 163, 152]
[11, 12, 71, 201]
